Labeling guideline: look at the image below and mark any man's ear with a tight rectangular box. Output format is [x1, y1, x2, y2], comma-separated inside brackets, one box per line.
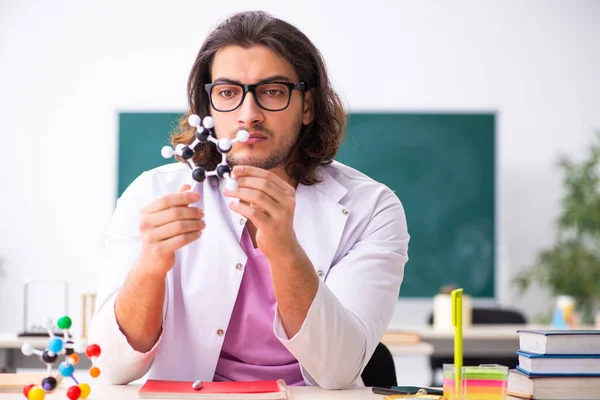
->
[302, 90, 314, 125]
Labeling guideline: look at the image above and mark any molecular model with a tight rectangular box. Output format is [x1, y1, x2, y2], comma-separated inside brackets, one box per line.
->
[161, 114, 249, 192]
[20, 316, 101, 400]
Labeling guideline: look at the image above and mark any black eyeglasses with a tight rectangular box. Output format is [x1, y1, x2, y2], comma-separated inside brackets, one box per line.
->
[204, 81, 306, 112]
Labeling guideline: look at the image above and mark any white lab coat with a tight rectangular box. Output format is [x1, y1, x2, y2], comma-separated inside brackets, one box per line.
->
[88, 160, 409, 389]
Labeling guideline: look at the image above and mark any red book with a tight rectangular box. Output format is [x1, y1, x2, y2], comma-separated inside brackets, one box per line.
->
[138, 379, 289, 399]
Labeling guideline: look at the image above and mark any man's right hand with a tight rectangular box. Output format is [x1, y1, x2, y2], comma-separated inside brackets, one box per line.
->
[136, 184, 205, 277]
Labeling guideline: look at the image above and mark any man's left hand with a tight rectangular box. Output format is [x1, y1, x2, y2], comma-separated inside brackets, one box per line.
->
[223, 165, 299, 259]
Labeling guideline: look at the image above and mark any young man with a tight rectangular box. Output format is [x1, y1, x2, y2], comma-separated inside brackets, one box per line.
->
[89, 11, 409, 389]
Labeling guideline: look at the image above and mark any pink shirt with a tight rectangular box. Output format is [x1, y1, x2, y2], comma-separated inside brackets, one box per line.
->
[213, 228, 305, 386]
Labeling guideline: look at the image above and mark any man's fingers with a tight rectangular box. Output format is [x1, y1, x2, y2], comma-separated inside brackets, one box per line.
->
[232, 177, 281, 203]
[142, 190, 200, 214]
[140, 206, 204, 230]
[158, 231, 202, 254]
[146, 219, 206, 243]
[226, 188, 276, 216]
[179, 184, 191, 192]
[229, 200, 269, 228]
[232, 165, 292, 192]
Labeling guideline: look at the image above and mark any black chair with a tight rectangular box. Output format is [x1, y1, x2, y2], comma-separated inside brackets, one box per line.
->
[361, 342, 397, 387]
[427, 307, 527, 387]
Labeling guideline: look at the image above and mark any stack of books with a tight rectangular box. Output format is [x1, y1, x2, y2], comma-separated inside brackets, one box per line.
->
[508, 329, 600, 400]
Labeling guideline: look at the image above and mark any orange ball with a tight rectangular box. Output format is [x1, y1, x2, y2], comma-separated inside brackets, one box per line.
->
[68, 353, 80, 365]
[89, 367, 101, 378]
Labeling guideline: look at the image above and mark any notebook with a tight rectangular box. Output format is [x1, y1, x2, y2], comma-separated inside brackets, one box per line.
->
[517, 329, 600, 355]
[138, 379, 289, 399]
[517, 350, 600, 375]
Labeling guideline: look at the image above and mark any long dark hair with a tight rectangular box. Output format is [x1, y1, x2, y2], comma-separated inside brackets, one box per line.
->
[170, 10, 346, 185]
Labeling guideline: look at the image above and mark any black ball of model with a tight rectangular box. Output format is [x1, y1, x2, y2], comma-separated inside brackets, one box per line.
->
[217, 164, 232, 178]
[42, 376, 58, 391]
[192, 167, 206, 182]
[65, 340, 75, 355]
[181, 146, 194, 160]
[196, 129, 210, 141]
[42, 350, 58, 363]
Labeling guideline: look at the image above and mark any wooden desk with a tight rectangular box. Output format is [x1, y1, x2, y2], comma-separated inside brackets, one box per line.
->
[2, 383, 381, 399]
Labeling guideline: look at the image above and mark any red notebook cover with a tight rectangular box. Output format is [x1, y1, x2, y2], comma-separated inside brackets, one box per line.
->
[139, 379, 289, 399]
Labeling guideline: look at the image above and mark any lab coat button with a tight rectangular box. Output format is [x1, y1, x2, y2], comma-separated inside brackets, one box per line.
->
[342, 208, 349, 215]
[235, 263, 243, 270]
[239, 218, 246, 225]
[217, 329, 225, 336]
[317, 270, 324, 277]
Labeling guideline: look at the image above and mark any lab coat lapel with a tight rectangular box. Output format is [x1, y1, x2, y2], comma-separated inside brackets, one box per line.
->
[294, 167, 349, 278]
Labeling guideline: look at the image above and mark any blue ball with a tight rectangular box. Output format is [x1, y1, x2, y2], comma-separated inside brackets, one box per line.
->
[58, 362, 74, 377]
[47, 338, 63, 354]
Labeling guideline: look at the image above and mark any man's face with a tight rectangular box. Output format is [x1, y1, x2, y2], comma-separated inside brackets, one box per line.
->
[209, 45, 312, 171]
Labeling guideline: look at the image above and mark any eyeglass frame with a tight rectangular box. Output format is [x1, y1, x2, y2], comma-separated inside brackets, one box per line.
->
[204, 81, 307, 112]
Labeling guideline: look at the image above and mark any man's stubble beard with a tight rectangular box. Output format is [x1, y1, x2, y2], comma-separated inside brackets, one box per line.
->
[226, 115, 304, 171]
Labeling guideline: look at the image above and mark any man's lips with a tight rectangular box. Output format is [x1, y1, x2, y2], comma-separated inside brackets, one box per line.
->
[244, 132, 267, 144]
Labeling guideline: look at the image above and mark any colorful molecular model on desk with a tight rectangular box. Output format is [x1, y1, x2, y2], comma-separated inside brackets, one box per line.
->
[161, 114, 249, 192]
[20, 316, 102, 400]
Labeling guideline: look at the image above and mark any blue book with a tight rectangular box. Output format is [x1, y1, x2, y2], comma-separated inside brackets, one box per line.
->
[517, 329, 600, 355]
[517, 351, 600, 375]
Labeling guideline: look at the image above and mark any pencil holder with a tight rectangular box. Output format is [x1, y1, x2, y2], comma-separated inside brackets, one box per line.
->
[460, 364, 508, 400]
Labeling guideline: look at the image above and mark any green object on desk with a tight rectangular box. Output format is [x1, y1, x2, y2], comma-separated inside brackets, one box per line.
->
[117, 112, 495, 298]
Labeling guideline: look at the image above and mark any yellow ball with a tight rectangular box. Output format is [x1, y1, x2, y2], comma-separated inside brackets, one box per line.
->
[28, 387, 45, 400]
[78, 383, 91, 399]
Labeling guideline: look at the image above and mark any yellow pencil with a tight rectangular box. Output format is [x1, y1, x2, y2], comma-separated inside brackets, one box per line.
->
[451, 288, 463, 394]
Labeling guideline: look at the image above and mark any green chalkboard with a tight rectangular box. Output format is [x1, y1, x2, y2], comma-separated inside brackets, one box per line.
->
[117, 113, 183, 198]
[339, 113, 495, 298]
[117, 112, 495, 298]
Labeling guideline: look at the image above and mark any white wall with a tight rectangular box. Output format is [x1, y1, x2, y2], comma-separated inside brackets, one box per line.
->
[1, 0, 599, 335]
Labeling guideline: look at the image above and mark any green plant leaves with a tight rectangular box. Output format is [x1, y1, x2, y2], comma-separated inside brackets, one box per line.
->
[515, 132, 600, 324]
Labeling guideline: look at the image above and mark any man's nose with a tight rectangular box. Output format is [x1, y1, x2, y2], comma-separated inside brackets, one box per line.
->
[237, 92, 264, 126]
